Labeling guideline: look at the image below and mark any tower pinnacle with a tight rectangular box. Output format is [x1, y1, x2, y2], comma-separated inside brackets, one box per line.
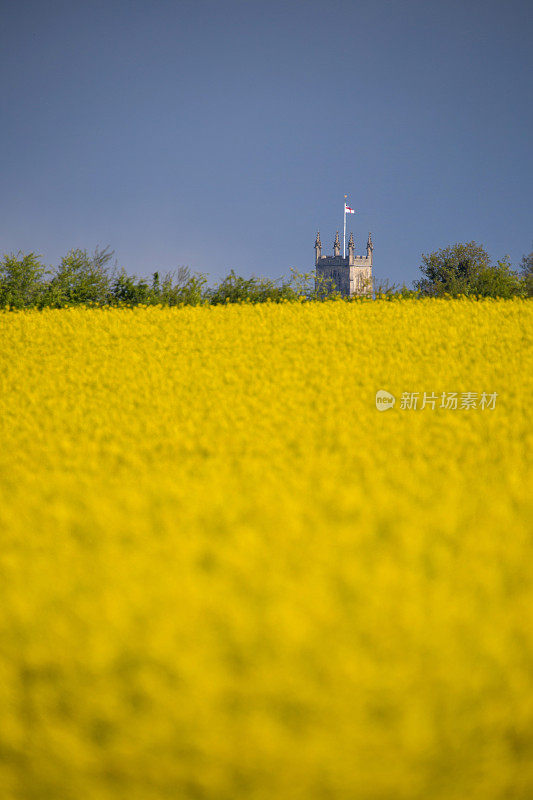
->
[334, 231, 341, 257]
[315, 231, 322, 264]
[366, 232, 373, 264]
[348, 232, 355, 264]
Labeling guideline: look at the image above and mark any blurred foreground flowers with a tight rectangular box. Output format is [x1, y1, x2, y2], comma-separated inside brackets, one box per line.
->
[0, 300, 532, 800]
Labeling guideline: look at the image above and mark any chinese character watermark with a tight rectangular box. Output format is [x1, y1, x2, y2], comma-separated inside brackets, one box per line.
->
[377, 390, 498, 411]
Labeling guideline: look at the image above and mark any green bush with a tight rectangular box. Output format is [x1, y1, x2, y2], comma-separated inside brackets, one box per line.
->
[48, 247, 114, 306]
[1, 243, 531, 311]
[415, 242, 523, 298]
[0, 252, 50, 309]
[112, 270, 157, 305]
[470, 258, 524, 299]
[207, 270, 299, 304]
[160, 267, 207, 306]
[520, 247, 533, 297]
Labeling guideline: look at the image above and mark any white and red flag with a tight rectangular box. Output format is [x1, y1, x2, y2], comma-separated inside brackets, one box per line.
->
[343, 198, 355, 257]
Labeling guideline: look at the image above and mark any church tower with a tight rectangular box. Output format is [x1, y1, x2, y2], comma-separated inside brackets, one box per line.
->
[314, 229, 373, 296]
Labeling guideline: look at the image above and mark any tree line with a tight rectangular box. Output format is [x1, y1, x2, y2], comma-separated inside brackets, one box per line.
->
[0, 242, 531, 309]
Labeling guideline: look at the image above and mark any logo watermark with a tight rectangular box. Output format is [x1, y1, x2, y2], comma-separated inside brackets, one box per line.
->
[375, 390, 396, 411]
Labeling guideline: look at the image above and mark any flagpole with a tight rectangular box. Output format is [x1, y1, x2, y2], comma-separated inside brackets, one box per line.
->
[343, 195, 347, 259]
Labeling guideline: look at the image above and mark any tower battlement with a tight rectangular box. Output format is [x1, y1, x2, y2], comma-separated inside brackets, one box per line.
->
[314, 231, 373, 296]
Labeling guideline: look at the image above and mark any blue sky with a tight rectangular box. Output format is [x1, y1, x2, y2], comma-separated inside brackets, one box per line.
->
[1, 0, 532, 285]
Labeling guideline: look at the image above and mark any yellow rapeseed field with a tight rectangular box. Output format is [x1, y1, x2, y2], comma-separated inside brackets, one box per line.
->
[0, 299, 532, 800]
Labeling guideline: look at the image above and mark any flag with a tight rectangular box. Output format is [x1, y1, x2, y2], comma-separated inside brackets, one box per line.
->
[344, 204, 355, 214]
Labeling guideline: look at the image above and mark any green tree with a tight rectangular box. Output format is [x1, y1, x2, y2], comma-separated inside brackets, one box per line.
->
[207, 270, 298, 304]
[111, 269, 155, 305]
[470, 257, 523, 298]
[415, 242, 492, 296]
[416, 242, 523, 297]
[520, 246, 533, 297]
[161, 267, 207, 306]
[48, 246, 114, 306]
[0, 252, 49, 308]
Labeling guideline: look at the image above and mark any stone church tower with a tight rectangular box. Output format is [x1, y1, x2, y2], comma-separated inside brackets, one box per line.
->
[315, 230, 373, 296]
